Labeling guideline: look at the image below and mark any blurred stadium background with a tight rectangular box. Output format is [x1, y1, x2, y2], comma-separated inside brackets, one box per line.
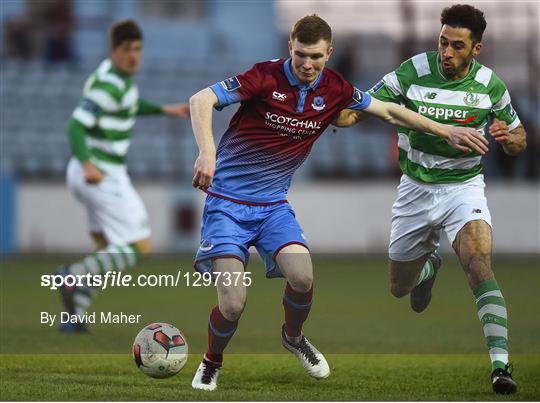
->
[0, 0, 538, 254]
[0, 2, 538, 399]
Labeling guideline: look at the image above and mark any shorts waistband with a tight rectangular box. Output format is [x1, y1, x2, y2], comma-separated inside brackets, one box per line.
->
[402, 174, 484, 189]
[204, 189, 288, 206]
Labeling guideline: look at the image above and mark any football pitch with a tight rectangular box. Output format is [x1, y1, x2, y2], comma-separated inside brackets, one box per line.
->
[1, 254, 539, 401]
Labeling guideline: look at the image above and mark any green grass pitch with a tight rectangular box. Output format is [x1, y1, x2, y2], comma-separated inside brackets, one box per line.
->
[1, 254, 539, 400]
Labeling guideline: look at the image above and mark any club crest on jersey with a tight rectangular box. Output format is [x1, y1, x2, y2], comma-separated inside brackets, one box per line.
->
[312, 96, 326, 112]
[272, 91, 287, 102]
[464, 92, 480, 107]
[220, 76, 241, 92]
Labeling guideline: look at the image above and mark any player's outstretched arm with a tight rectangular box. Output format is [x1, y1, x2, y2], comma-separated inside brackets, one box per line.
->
[189, 88, 218, 189]
[137, 99, 189, 117]
[365, 98, 489, 155]
[488, 120, 527, 156]
[162, 103, 190, 118]
[331, 109, 369, 127]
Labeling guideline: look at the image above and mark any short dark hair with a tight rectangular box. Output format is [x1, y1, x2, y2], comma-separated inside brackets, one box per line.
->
[440, 4, 487, 43]
[290, 14, 332, 45]
[110, 19, 142, 49]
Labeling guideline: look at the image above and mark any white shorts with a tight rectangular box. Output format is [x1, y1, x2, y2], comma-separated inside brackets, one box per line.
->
[389, 174, 491, 262]
[66, 157, 151, 245]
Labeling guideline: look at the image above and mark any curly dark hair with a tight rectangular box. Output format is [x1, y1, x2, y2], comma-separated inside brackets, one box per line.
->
[440, 4, 487, 43]
[110, 20, 143, 49]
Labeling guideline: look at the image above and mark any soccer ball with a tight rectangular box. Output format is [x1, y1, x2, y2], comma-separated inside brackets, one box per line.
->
[132, 322, 188, 378]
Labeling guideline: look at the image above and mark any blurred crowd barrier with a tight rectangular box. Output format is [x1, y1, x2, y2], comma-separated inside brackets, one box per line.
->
[13, 181, 539, 253]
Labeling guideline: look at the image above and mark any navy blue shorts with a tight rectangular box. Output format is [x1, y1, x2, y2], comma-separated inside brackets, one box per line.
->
[194, 195, 308, 278]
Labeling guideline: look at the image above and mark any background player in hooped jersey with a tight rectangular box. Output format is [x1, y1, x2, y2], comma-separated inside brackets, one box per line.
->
[336, 4, 527, 395]
[57, 20, 189, 332]
[188, 14, 489, 391]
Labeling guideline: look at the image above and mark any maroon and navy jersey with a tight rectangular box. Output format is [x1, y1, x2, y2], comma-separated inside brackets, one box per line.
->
[208, 58, 371, 204]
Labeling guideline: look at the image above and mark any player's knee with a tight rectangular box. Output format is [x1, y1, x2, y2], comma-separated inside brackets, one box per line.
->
[287, 273, 313, 293]
[132, 238, 151, 256]
[390, 282, 411, 298]
[137, 248, 151, 256]
[220, 299, 246, 321]
[90, 232, 108, 250]
[461, 251, 490, 273]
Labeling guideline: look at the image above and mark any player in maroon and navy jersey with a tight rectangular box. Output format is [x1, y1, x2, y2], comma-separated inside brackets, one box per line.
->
[189, 15, 488, 391]
[203, 57, 371, 203]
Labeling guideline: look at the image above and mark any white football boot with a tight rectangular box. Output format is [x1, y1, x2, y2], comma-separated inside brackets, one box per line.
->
[192, 357, 221, 391]
[281, 326, 330, 379]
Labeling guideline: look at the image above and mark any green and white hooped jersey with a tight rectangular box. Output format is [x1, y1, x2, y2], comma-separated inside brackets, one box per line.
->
[72, 59, 139, 172]
[369, 51, 521, 184]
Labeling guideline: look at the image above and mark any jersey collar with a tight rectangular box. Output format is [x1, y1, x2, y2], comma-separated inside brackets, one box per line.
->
[284, 58, 323, 91]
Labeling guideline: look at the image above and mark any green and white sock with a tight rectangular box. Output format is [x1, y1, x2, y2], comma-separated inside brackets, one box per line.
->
[415, 259, 435, 286]
[473, 278, 509, 371]
[68, 244, 140, 315]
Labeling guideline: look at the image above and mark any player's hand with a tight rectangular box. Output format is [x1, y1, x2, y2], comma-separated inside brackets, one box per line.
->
[162, 103, 190, 118]
[445, 126, 489, 155]
[488, 119, 511, 144]
[82, 161, 104, 184]
[192, 151, 216, 189]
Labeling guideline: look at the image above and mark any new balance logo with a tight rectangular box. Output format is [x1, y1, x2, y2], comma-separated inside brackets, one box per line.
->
[473, 208, 482, 214]
[425, 92, 437, 99]
[272, 91, 286, 102]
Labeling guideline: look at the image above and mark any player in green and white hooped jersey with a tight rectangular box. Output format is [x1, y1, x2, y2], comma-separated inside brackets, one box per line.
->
[57, 20, 189, 332]
[362, 5, 525, 394]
